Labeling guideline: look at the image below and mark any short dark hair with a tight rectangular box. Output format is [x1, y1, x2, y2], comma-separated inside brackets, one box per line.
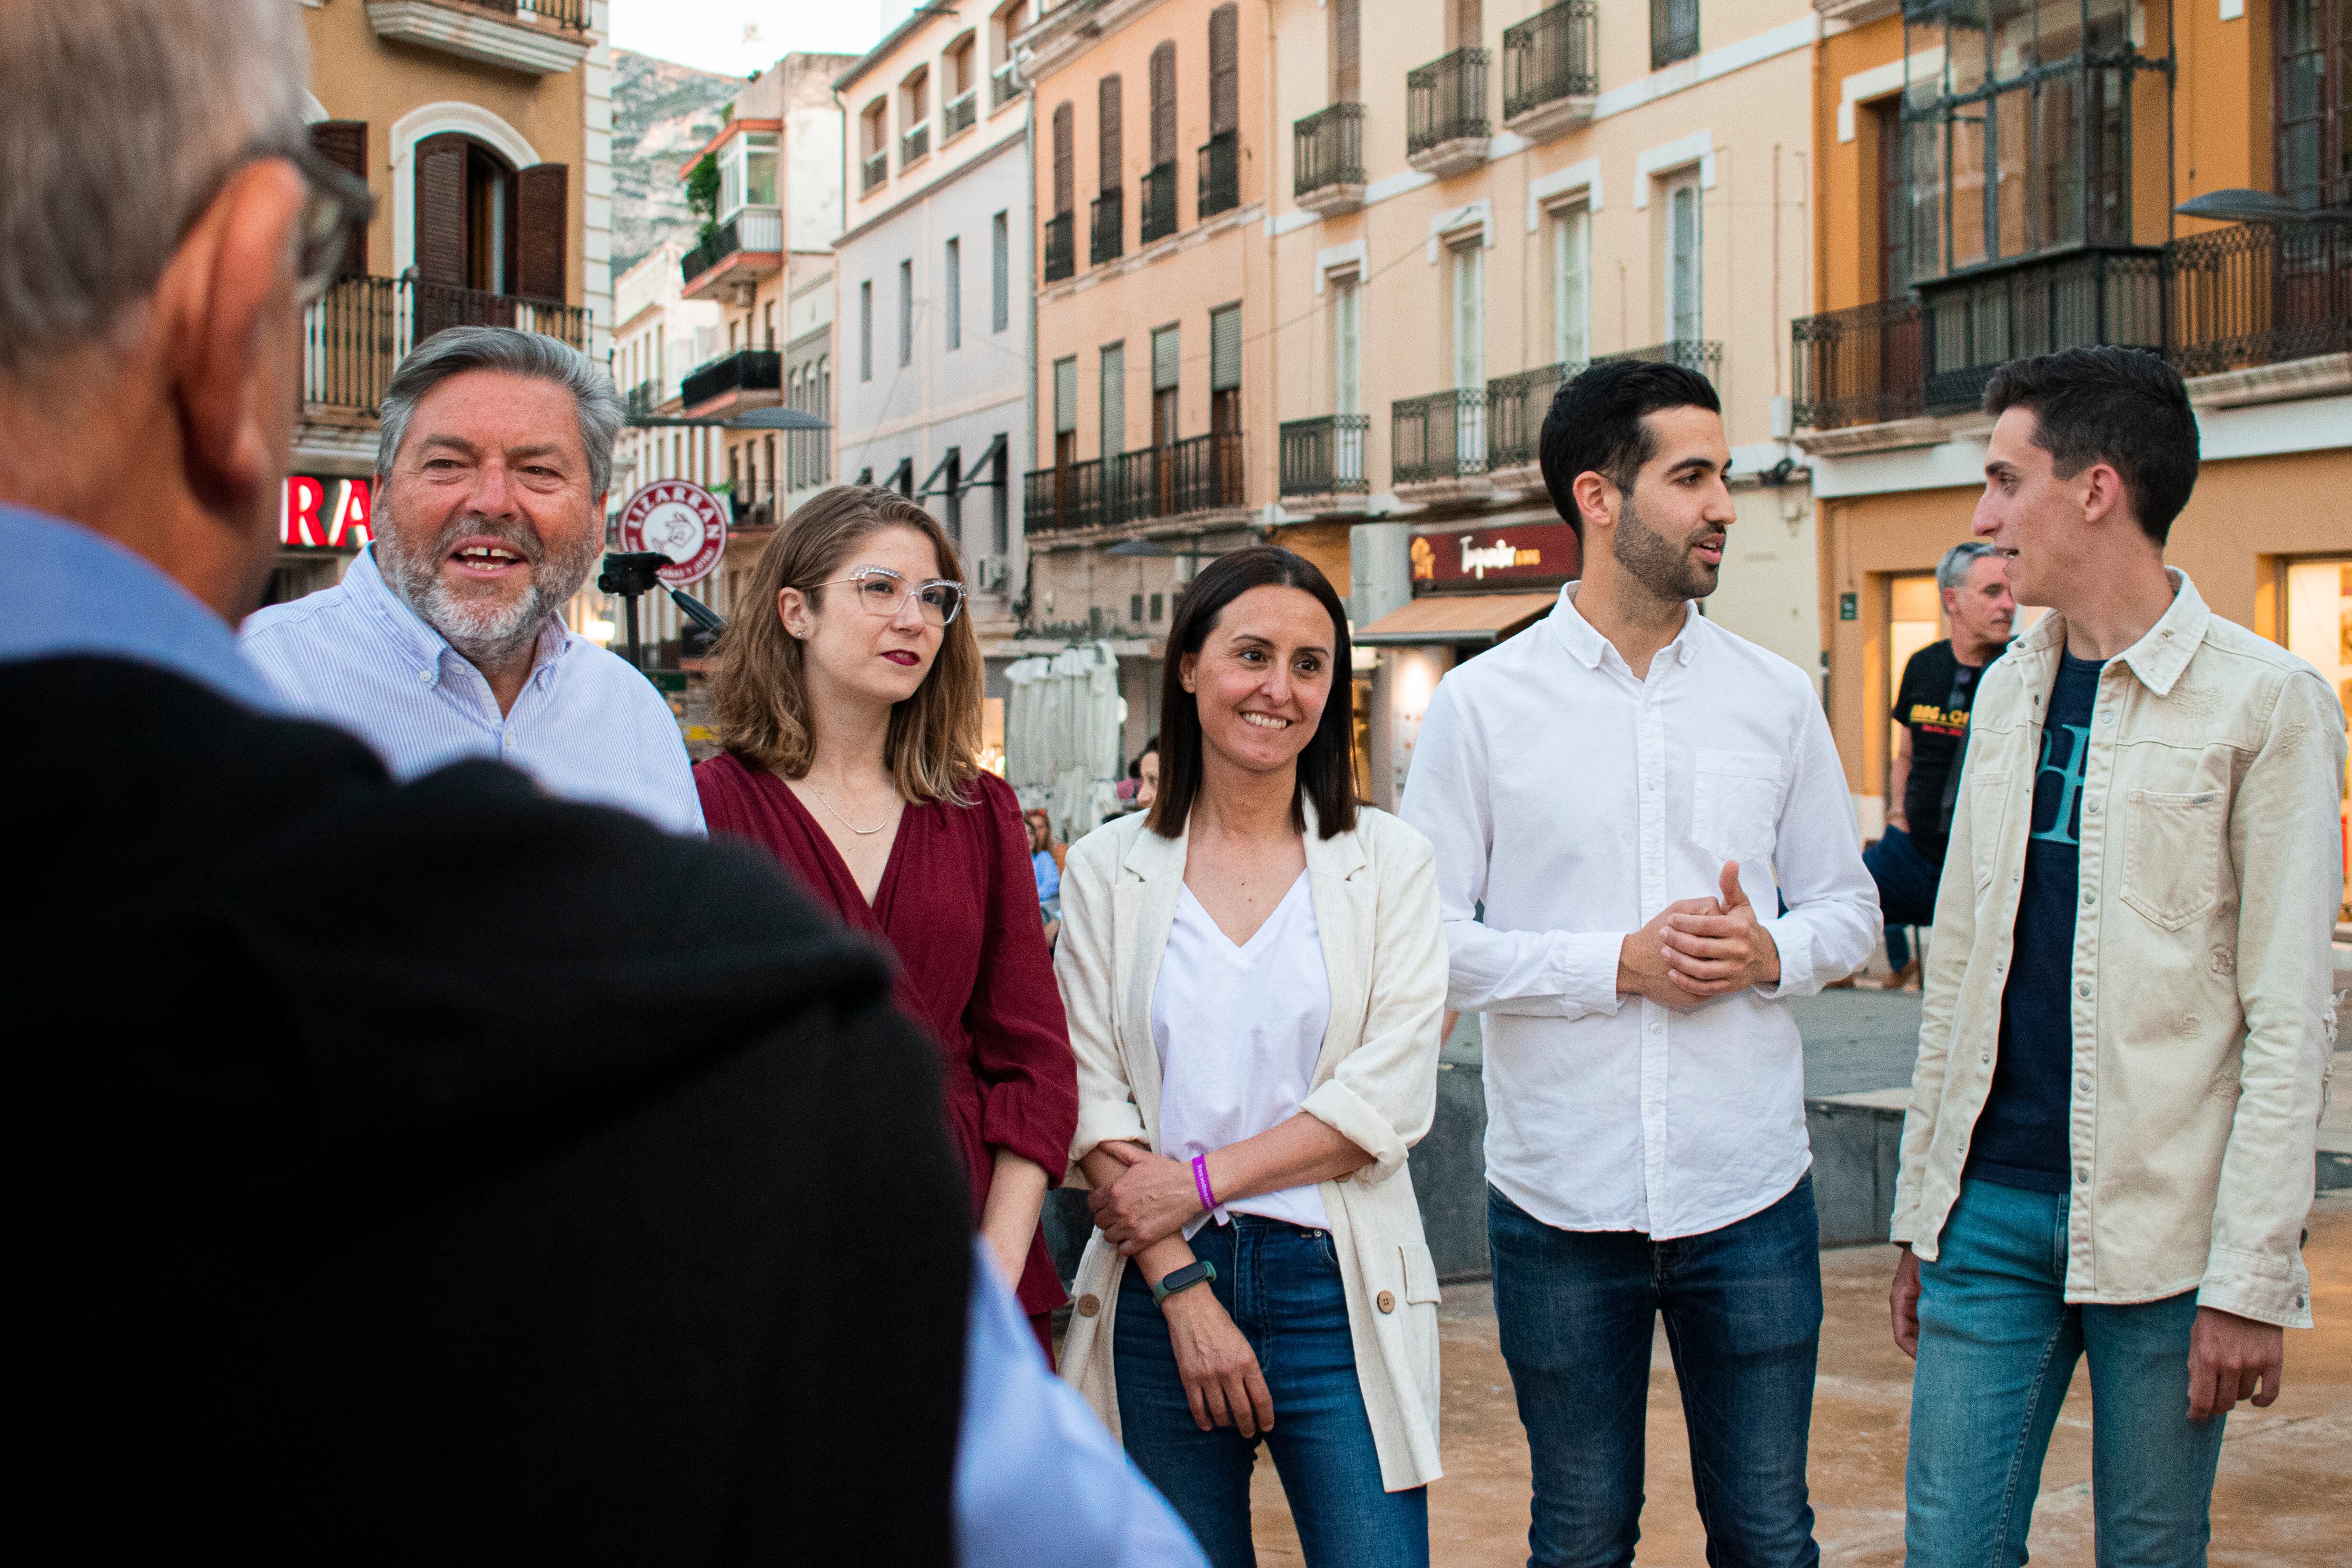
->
[1982, 347, 2199, 546]
[1538, 358, 1721, 541]
[1150, 547, 1359, 840]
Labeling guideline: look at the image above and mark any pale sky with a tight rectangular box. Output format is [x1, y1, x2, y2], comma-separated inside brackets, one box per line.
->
[607, 0, 919, 78]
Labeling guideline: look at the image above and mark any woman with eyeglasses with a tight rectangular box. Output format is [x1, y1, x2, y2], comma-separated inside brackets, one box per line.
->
[696, 485, 1079, 1360]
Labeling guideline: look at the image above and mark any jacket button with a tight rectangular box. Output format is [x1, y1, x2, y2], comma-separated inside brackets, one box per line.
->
[1376, 1290, 1396, 1314]
[1077, 1294, 1100, 1318]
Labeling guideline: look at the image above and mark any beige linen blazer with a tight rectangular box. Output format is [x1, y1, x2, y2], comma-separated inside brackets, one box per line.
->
[1052, 800, 1450, 1491]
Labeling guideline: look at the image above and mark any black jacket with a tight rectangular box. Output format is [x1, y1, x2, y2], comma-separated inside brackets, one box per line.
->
[6, 657, 970, 1565]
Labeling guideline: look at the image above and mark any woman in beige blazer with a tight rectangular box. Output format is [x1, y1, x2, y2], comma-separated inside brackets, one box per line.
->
[1054, 546, 1448, 1568]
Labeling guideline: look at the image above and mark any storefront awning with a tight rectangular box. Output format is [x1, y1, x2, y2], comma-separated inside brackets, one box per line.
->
[1352, 591, 1559, 647]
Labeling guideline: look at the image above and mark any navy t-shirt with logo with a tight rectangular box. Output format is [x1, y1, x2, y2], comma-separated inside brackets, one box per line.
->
[1968, 650, 2105, 1193]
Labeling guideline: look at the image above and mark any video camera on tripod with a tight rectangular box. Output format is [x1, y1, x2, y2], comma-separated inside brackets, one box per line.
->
[595, 552, 727, 673]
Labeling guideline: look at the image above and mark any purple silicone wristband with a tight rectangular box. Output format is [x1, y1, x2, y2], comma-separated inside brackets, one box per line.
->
[1191, 1154, 1218, 1213]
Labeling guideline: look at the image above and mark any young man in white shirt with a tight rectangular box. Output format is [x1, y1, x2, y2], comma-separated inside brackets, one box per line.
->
[1402, 360, 1878, 1568]
[1889, 347, 2342, 1567]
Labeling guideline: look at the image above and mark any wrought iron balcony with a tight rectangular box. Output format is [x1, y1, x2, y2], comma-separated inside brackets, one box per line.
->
[1789, 223, 2352, 431]
[1198, 131, 1240, 219]
[301, 275, 586, 416]
[1650, 0, 1698, 70]
[1090, 187, 1124, 266]
[1278, 414, 1370, 498]
[861, 150, 887, 194]
[1391, 387, 1488, 485]
[900, 122, 930, 167]
[943, 89, 978, 140]
[1042, 212, 1075, 282]
[1293, 104, 1364, 213]
[1140, 162, 1178, 242]
[991, 61, 1022, 108]
[1025, 458, 1103, 533]
[1407, 49, 1489, 177]
[624, 379, 659, 419]
[1484, 364, 1572, 471]
[1502, 2, 1598, 138]
[680, 348, 781, 411]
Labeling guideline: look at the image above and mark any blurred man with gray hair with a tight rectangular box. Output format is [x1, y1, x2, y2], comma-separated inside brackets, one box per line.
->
[1862, 539, 2016, 986]
[242, 326, 703, 835]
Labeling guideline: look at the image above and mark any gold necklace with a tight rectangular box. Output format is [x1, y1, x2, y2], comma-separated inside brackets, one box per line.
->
[805, 780, 895, 836]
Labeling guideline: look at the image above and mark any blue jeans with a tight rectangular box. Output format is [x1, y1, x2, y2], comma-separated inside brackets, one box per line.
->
[1906, 1179, 2227, 1568]
[1489, 1177, 1824, 1568]
[1863, 824, 1944, 970]
[1114, 1214, 1428, 1568]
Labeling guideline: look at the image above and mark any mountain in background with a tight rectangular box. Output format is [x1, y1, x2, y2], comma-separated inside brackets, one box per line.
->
[610, 49, 744, 280]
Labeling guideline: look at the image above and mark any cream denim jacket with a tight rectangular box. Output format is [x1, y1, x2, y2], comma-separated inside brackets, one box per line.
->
[1892, 570, 2344, 1328]
[1053, 802, 1449, 1490]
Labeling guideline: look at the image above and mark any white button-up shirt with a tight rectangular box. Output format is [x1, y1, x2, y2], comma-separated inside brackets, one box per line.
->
[1402, 584, 1879, 1239]
[241, 548, 704, 836]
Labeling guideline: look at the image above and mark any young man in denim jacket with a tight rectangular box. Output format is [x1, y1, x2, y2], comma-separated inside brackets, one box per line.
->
[1888, 347, 2344, 1567]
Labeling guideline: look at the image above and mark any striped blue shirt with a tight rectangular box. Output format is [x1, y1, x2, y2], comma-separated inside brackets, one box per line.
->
[241, 548, 704, 837]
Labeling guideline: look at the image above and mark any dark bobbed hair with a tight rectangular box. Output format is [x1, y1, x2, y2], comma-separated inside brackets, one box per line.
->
[1537, 359, 1722, 541]
[1148, 546, 1360, 841]
[1982, 346, 2199, 546]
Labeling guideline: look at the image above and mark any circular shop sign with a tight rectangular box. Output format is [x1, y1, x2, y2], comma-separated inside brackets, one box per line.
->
[617, 479, 728, 586]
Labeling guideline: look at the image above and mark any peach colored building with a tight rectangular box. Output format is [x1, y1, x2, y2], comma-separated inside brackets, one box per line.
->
[1017, 0, 1275, 758]
[1261, 0, 1829, 806]
[1793, 0, 2348, 912]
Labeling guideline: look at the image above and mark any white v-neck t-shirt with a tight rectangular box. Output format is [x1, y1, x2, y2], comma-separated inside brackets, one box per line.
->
[1150, 870, 1333, 1236]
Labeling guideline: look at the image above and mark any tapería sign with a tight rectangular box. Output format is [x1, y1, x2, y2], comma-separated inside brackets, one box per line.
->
[1409, 522, 1581, 587]
[617, 479, 729, 587]
[279, 476, 375, 548]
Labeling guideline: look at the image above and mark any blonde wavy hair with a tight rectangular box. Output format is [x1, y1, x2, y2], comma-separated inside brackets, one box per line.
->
[709, 485, 984, 805]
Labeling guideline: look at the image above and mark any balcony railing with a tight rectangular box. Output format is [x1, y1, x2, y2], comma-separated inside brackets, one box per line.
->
[301, 274, 586, 416]
[943, 88, 978, 139]
[624, 379, 659, 419]
[861, 150, 887, 194]
[497, 0, 591, 28]
[1650, 0, 1699, 70]
[1789, 224, 2352, 431]
[1294, 104, 1364, 199]
[1043, 212, 1075, 282]
[1140, 162, 1179, 242]
[1279, 414, 1370, 497]
[1391, 387, 1488, 484]
[1503, 2, 1598, 120]
[1026, 434, 1245, 532]
[1484, 364, 1572, 470]
[1198, 131, 1240, 219]
[1090, 188, 1124, 266]
[1407, 49, 1490, 158]
[992, 61, 1022, 108]
[900, 122, 930, 166]
[680, 348, 782, 410]
[680, 208, 783, 287]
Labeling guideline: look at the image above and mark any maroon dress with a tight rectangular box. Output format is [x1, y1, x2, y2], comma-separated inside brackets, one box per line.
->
[695, 753, 1079, 1349]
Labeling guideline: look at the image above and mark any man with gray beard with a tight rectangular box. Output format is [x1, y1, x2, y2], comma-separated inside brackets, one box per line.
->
[244, 326, 702, 834]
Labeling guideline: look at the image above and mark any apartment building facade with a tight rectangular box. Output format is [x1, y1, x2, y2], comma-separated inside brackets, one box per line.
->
[1793, 0, 2349, 908]
[1017, 0, 1274, 758]
[1263, 0, 1827, 807]
[833, 3, 1038, 672]
[282, 0, 607, 604]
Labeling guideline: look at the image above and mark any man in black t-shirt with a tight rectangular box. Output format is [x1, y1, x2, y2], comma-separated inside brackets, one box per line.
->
[1863, 540, 2014, 985]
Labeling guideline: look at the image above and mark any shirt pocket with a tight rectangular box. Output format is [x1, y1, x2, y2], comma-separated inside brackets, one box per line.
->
[2120, 788, 2223, 931]
[1690, 749, 1788, 867]
[1967, 769, 2013, 892]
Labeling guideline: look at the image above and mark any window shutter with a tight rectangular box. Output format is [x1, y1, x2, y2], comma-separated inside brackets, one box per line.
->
[1334, 0, 1361, 102]
[308, 120, 369, 276]
[1097, 75, 1122, 190]
[1208, 6, 1238, 136]
[1054, 355, 1077, 433]
[515, 163, 568, 303]
[1151, 325, 1179, 391]
[1099, 342, 1125, 455]
[1052, 102, 1074, 214]
[1149, 43, 1176, 165]
[414, 135, 468, 288]
[1209, 305, 1240, 391]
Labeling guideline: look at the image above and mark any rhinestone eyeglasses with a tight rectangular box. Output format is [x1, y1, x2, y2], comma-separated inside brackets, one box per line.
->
[820, 564, 967, 627]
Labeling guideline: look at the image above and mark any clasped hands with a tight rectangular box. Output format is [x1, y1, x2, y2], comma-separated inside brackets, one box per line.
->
[1617, 859, 1780, 1011]
[1087, 1140, 1204, 1255]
